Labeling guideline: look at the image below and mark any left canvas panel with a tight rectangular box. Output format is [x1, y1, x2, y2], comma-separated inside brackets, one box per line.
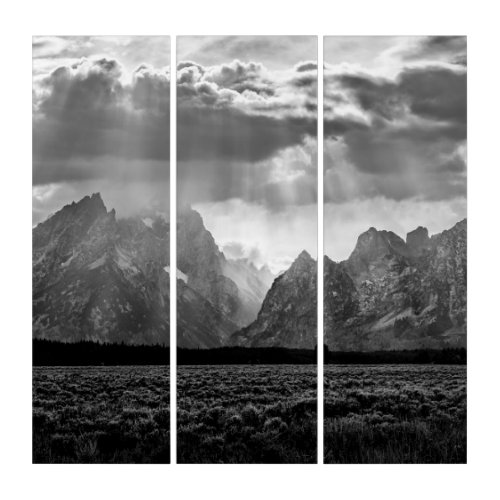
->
[32, 36, 171, 463]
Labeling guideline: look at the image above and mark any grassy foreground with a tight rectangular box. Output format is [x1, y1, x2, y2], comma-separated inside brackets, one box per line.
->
[324, 364, 466, 463]
[177, 365, 317, 463]
[33, 366, 170, 463]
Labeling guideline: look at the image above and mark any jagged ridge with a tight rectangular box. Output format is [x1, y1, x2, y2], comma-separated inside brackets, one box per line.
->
[324, 219, 467, 351]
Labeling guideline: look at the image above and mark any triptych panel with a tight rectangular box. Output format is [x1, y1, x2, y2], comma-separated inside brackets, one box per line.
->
[323, 36, 467, 463]
[32, 35, 466, 464]
[32, 36, 171, 463]
[176, 36, 318, 463]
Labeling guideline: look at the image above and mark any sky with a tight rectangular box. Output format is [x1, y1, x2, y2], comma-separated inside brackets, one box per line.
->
[32, 36, 170, 224]
[177, 36, 318, 273]
[324, 36, 467, 261]
[32, 36, 465, 270]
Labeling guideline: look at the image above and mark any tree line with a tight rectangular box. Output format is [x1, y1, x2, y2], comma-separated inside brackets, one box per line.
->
[33, 339, 466, 366]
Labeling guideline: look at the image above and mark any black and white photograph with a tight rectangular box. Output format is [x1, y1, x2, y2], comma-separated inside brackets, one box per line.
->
[175, 36, 318, 463]
[323, 36, 467, 463]
[32, 36, 171, 463]
[8, 0, 500, 497]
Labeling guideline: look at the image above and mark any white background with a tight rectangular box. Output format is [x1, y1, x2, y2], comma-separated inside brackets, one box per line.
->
[1, 0, 499, 498]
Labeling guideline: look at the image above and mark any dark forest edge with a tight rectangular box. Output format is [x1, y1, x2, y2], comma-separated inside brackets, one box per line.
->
[33, 339, 466, 366]
[33, 339, 170, 366]
[326, 347, 466, 365]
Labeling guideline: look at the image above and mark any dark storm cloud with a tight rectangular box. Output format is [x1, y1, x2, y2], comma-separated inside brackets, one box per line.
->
[295, 61, 317, 72]
[399, 66, 466, 124]
[328, 65, 466, 125]
[33, 58, 170, 185]
[176, 58, 317, 209]
[402, 36, 467, 66]
[324, 62, 466, 203]
[176, 60, 316, 163]
[177, 106, 315, 163]
[178, 138, 317, 210]
[324, 115, 369, 138]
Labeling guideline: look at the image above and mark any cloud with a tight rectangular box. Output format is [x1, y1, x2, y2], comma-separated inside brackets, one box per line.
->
[32, 36, 170, 76]
[176, 60, 316, 165]
[177, 59, 316, 116]
[400, 36, 467, 66]
[178, 137, 317, 210]
[295, 61, 317, 72]
[196, 199, 317, 273]
[399, 66, 466, 124]
[324, 62, 466, 203]
[32, 178, 170, 227]
[177, 106, 315, 163]
[323, 36, 466, 260]
[221, 241, 266, 267]
[33, 57, 170, 186]
[324, 196, 467, 261]
[178, 36, 317, 71]
[176, 59, 317, 210]
[32, 44, 171, 224]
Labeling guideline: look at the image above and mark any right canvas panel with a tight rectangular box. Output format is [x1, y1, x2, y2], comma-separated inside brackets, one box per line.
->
[323, 36, 467, 463]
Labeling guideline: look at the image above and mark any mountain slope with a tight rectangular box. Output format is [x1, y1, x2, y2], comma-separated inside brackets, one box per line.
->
[230, 251, 317, 348]
[176, 207, 274, 342]
[33, 198, 274, 348]
[324, 219, 467, 350]
[33, 193, 171, 345]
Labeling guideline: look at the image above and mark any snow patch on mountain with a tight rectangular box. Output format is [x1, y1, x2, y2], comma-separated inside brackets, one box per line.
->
[163, 266, 188, 283]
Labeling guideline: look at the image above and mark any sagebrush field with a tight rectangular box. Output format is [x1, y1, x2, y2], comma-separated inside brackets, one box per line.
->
[324, 364, 466, 463]
[32, 366, 170, 463]
[177, 365, 317, 463]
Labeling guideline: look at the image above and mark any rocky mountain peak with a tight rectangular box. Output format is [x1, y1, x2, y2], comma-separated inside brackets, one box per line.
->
[75, 192, 107, 214]
[406, 226, 430, 256]
[346, 227, 410, 280]
[33, 193, 170, 346]
[230, 249, 317, 349]
[33, 192, 112, 252]
[324, 218, 467, 351]
[291, 249, 314, 267]
[178, 207, 204, 232]
[282, 250, 315, 281]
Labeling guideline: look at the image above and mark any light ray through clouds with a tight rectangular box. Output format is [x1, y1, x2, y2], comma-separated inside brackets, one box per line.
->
[324, 36, 467, 261]
[32, 36, 170, 225]
[177, 36, 318, 272]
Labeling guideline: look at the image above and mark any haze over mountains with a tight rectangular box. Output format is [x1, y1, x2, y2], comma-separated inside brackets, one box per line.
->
[32, 194, 466, 351]
[177, 207, 274, 348]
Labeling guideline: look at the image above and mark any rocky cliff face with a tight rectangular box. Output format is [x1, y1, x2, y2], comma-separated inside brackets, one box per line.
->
[324, 219, 467, 351]
[176, 279, 239, 348]
[33, 193, 170, 345]
[230, 251, 317, 348]
[176, 207, 274, 347]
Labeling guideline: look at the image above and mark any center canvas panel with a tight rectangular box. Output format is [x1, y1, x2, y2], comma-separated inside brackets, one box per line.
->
[176, 36, 318, 463]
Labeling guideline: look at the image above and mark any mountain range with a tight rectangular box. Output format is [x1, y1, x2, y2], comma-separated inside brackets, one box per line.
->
[176, 207, 274, 348]
[32, 194, 275, 347]
[324, 219, 467, 350]
[32, 193, 466, 351]
[33, 193, 171, 345]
